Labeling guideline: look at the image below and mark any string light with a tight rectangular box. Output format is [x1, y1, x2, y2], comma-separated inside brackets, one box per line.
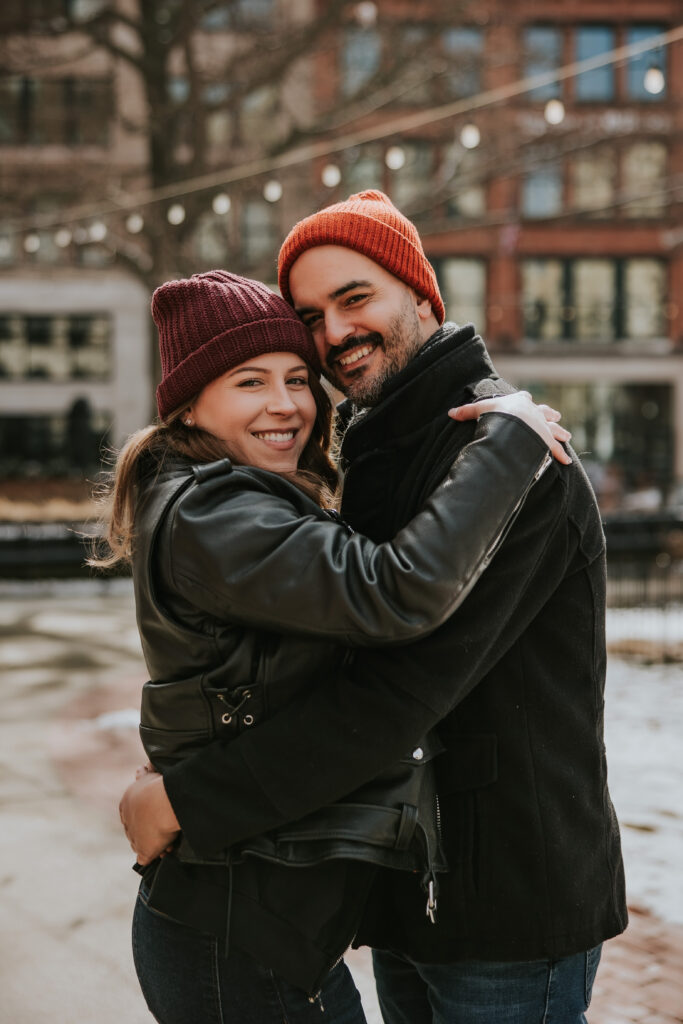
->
[321, 164, 342, 187]
[544, 99, 566, 125]
[125, 213, 144, 233]
[88, 221, 107, 242]
[460, 124, 480, 149]
[212, 192, 231, 214]
[5, 25, 682, 242]
[167, 203, 186, 225]
[23, 234, 40, 253]
[385, 146, 406, 169]
[54, 228, 72, 248]
[263, 180, 283, 202]
[354, 2, 377, 27]
[644, 66, 665, 95]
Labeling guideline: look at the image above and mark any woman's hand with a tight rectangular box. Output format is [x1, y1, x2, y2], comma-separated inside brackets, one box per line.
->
[119, 767, 181, 867]
[448, 391, 573, 466]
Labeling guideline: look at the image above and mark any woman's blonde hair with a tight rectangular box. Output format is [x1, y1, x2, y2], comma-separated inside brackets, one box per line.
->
[89, 368, 338, 570]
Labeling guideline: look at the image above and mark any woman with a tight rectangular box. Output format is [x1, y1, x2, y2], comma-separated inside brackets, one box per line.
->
[104, 270, 569, 1024]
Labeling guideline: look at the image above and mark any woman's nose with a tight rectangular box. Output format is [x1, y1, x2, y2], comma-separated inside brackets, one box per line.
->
[266, 385, 298, 415]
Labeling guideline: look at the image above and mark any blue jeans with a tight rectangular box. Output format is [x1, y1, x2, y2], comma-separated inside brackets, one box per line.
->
[132, 887, 367, 1024]
[372, 945, 602, 1024]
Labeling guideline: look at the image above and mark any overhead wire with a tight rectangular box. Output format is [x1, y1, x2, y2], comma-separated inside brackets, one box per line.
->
[3, 22, 682, 236]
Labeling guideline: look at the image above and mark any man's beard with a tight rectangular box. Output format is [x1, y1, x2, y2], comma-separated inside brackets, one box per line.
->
[323, 299, 424, 407]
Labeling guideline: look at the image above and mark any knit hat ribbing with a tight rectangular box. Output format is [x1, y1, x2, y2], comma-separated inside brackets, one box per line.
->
[153, 270, 320, 420]
[277, 190, 445, 324]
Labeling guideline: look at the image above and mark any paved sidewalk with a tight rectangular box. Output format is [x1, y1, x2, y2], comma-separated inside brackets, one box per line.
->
[1, 582, 681, 1023]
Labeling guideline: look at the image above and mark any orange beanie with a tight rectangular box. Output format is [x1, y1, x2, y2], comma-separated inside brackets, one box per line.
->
[278, 190, 445, 324]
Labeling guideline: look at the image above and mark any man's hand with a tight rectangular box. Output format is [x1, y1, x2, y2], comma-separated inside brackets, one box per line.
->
[448, 391, 573, 466]
[119, 768, 181, 867]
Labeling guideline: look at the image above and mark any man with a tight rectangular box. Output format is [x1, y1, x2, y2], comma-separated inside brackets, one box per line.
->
[125, 191, 626, 1022]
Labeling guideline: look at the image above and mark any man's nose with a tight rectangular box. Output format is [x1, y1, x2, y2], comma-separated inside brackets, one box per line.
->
[321, 309, 353, 350]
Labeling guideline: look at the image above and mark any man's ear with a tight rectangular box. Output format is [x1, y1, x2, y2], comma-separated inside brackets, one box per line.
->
[415, 293, 433, 321]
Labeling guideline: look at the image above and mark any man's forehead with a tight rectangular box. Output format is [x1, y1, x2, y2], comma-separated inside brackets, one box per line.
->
[290, 245, 385, 302]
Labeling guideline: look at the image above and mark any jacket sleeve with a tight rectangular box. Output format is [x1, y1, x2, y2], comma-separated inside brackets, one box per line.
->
[163, 456, 575, 858]
[167, 412, 550, 646]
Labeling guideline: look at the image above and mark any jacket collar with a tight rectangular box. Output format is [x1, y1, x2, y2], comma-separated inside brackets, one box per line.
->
[340, 322, 499, 459]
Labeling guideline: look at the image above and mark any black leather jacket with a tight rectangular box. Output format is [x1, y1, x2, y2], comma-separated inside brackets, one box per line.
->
[133, 413, 550, 992]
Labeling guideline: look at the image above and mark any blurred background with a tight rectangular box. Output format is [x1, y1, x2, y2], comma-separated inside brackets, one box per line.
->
[0, 0, 682, 593]
[1, 4, 683, 1021]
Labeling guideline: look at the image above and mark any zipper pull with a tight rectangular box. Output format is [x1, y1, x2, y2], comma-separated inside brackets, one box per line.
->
[308, 991, 325, 1012]
[425, 878, 437, 924]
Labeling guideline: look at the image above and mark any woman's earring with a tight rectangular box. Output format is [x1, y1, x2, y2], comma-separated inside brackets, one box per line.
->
[184, 416, 193, 427]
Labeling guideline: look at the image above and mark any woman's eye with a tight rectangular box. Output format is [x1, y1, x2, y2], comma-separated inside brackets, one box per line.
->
[238, 378, 263, 388]
[288, 376, 308, 387]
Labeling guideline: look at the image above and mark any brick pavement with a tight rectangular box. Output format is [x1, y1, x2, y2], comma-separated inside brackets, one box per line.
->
[4, 584, 679, 1024]
[590, 905, 683, 1024]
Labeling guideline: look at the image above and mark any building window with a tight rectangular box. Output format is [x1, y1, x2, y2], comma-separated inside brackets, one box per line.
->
[343, 145, 384, 194]
[513, 382, 674, 513]
[436, 258, 486, 328]
[0, 406, 111, 477]
[622, 141, 667, 217]
[0, 314, 111, 380]
[192, 211, 231, 267]
[442, 27, 483, 98]
[388, 141, 433, 210]
[241, 198, 277, 266]
[522, 259, 565, 341]
[522, 258, 666, 344]
[570, 147, 617, 216]
[200, 0, 274, 30]
[624, 259, 667, 340]
[0, 75, 112, 145]
[521, 167, 563, 218]
[575, 26, 615, 101]
[626, 25, 666, 100]
[523, 26, 562, 101]
[341, 27, 382, 97]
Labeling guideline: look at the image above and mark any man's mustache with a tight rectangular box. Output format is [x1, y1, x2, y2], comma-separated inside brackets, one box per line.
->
[327, 332, 383, 370]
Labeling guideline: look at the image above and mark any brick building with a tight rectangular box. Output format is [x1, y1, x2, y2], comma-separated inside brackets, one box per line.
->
[1, 0, 682, 517]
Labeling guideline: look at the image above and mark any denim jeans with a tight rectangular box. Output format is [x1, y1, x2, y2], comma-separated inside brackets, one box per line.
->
[132, 886, 367, 1024]
[372, 945, 602, 1024]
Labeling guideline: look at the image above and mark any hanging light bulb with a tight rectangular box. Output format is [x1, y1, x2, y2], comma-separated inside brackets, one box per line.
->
[167, 203, 186, 225]
[263, 180, 283, 203]
[126, 213, 145, 234]
[385, 145, 406, 170]
[459, 124, 481, 150]
[354, 2, 377, 27]
[643, 65, 665, 95]
[24, 233, 41, 253]
[88, 221, 107, 242]
[544, 99, 565, 125]
[321, 164, 342, 188]
[54, 228, 72, 248]
[212, 192, 231, 215]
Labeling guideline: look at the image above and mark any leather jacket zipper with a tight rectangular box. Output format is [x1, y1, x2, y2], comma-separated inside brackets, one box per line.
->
[479, 451, 552, 573]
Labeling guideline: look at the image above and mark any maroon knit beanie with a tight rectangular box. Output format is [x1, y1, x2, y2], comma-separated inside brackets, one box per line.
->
[278, 190, 445, 324]
[153, 270, 320, 420]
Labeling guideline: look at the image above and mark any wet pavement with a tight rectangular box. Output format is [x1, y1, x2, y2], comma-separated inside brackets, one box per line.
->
[0, 579, 681, 1024]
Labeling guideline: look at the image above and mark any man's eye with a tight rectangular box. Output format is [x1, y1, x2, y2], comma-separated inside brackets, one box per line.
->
[345, 293, 367, 306]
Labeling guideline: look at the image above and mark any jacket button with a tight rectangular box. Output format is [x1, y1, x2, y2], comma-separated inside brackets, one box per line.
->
[412, 747, 424, 761]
